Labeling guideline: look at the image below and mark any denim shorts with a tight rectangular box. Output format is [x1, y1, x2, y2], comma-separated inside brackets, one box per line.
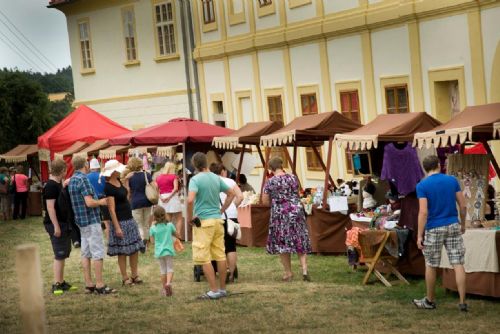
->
[44, 223, 72, 260]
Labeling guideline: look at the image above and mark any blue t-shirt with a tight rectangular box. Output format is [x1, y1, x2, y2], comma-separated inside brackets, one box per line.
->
[87, 171, 105, 198]
[416, 173, 461, 230]
[149, 222, 176, 258]
[188, 171, 230, 219]
[129, 172, 153, 210]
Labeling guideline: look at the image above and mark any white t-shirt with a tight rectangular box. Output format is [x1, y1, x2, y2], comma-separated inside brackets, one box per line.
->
[220, 177, 238, 219]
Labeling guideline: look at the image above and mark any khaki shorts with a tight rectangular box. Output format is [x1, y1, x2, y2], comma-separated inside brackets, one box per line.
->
[192, 218, 226, 265]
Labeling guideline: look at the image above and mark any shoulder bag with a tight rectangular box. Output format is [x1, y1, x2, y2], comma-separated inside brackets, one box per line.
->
[144, 171, 159, 205]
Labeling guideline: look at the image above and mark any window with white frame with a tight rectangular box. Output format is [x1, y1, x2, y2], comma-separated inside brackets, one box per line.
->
[78, 20, 93, 69]
[154, 1, 176, 56]
[122, 7, 138, 62]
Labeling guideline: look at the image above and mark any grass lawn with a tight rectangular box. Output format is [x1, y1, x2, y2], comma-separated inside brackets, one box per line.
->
[0, 217, 499, 334]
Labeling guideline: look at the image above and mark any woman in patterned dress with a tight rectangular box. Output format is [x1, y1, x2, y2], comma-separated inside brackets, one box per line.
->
[262, 156, 312, 282]
[102, 160, 144, 286]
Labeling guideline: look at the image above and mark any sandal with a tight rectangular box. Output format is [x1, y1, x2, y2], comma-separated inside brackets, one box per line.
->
[122, 278, 134, 286]
[84, 285, 96, 294]
[164, 283, 173, 297]
[131, 276, 143, 284]
[282, 274, 293, 282]
[95, 285, 117, 295]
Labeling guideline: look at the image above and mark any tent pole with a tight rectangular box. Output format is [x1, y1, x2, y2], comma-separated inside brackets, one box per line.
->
[182, 142, 188, 241]
[292, 142, 298, 176]
[322, 138, 333, 207]
[311, 143, 335, 189]
[260, 147, 271, 202]
[236, 144, 246, 182]
[283, 147, 301, 190]
[256, 145, 265, 166]
[482, 140, 500, 179]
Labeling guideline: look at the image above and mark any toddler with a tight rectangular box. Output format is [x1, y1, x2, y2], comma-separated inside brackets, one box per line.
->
[150, 206, 177, 296]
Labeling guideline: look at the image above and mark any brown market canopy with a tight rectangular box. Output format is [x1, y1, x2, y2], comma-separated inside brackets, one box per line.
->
[335, 112, 441, 150]
[99, 145, 130, 159]
[414, 103, 500, 148]
[73, 139, 110, 158]
[213, 121, 283, 149]
[0, 144, 38, 163]
[54, 141, 89, 159]
[260, 112, 361, 147]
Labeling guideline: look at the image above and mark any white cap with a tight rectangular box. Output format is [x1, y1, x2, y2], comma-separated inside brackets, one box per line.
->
[89, 158, 100, 170]
[101, 159, 126, 177]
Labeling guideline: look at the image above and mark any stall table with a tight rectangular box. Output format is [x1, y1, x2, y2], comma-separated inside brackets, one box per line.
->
[27, 191, 42, 216]
[237, 205, 270, 247]
[307, 207, 351, 253]
[441, 229, 500, 298]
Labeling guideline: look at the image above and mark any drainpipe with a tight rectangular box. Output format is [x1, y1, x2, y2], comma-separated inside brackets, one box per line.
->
[179, 0, 194, 119]
[185, 0, 203, 121]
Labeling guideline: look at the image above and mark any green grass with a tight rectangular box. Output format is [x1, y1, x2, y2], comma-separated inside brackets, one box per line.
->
[0, 217, 499, 334]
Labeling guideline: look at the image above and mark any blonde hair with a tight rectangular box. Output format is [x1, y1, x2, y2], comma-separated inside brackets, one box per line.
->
[127, 157, 143, 172]
[162, 161, 176, 175]
[50, 159, 67, 177]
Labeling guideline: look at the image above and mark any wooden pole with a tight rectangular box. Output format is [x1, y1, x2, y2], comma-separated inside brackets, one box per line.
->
[283, 147, 301, 190]
[15, 244, 47, 334]
[311, 144, 336, 188]
[236, 144, 246, 182]
[292, 142, 298, 176]
[260, 147, 271, 202]
[482, 140, 500, 179]
[322, 138, 334, 208]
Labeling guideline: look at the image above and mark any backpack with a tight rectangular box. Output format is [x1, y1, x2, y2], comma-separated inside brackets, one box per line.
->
[57, 186, 75, 224]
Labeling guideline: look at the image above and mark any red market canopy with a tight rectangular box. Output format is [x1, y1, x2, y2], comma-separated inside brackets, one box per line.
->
[37, 105, 130, 159]
[109, 118, 233, 145]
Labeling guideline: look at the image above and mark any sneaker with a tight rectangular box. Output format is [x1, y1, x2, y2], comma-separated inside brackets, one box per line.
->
[217, 289, 228, 298]
[412, 297, 436, 309]
[459, 303, 468, 312]
[73, 241, 80, 248]
[52, 283, 64, 296]
[60, 281, 78, 291]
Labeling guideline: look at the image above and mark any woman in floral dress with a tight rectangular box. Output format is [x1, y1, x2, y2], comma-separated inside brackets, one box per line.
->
[262, 156, 312, 282]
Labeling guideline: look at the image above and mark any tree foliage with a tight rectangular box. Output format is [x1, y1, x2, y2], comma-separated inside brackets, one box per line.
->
[0, 68, 75, 153]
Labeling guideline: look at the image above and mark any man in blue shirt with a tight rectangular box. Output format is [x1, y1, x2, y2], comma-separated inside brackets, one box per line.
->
[87, 158, 110, 238]
[69, 155, 115, 295]
[413, 155, 467, 311]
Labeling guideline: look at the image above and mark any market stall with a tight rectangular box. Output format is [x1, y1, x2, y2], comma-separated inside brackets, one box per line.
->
[0, 144, 42, 216]
[38, 105, 130, 181]
[72, 139, 110, 159]
[414, 102, 500, 295]
[213, 121, 283, 247]
[260, 112, 362, 253]
[336, 112, 442, 276]
[109, 118, 233, 241]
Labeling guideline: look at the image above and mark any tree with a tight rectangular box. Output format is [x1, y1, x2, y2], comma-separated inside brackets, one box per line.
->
[0, 71, 54, 153]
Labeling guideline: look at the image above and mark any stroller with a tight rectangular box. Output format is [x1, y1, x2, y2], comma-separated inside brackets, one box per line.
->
[193, 261, 239, 282]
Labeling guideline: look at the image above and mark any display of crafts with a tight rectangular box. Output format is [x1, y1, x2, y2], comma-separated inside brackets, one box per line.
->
[300, 188, 317, 215]
[239, 191, 259, 207]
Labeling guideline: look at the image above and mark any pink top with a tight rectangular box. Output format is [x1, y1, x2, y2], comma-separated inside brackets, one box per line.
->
[14, 174, 29, 192]
[156, 174, 177, 194]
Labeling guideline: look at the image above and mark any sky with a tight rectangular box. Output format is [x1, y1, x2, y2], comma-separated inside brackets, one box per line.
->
[0, 0, 71, 73]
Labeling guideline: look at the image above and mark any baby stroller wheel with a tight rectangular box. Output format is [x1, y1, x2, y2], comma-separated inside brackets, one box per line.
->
[193, 265, 202, 282]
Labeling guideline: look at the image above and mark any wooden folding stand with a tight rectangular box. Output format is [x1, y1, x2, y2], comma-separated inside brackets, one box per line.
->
[359, 230, 409, 287]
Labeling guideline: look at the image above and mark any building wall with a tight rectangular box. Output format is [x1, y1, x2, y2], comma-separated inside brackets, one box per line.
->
[60, 0, 195, 129]
[481, 6, 500, 103]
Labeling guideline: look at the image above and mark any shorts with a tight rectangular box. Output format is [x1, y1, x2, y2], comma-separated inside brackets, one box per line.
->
[158, 255, 174, 274]
[192, 218, 226, 265]
[44, 222, 72, 260]
[79, 223, 105, 260]
[132, 207, 152, 240]
[423, 223, 465, 268]
[223, 218, 238, 254]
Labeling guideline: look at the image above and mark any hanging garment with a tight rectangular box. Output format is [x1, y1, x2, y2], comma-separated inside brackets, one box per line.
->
[381, 143, 423, 196]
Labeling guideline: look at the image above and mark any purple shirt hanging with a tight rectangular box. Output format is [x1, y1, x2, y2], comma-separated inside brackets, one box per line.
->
[381, 143, 424, 196]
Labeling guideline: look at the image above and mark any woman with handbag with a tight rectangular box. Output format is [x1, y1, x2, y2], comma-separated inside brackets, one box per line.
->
[156, 162, 183, 236]
[209, 162, 243, 283]
[103, 159, 144, 286]
[125, 157, 158, 252]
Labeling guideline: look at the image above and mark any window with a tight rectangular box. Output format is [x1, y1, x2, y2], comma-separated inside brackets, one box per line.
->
[259, 0, 273, 6]
[267, 95, 288, 167]
[154, 1, 176, 56]
[340, 90, 360, 123]
[78, 20, 93, 70]
[213, 100, 226, 127]
[385, 85, 409, 114]
[300, 93, 322, 171]
[202, 0, 216, 24]
[122, 7, 138, 62]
